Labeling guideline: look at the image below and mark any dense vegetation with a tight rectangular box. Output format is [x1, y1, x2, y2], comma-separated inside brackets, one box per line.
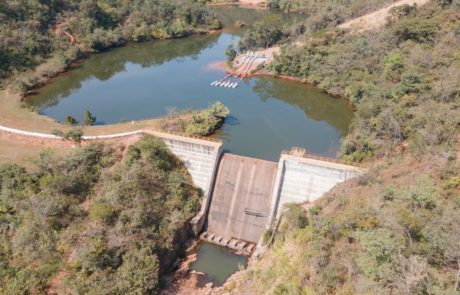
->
[0, 0, 221, 92]
[237, 0, 397, 51]
[268, 0, 397, 20]
[159, 101, 230, 137]
[270, 1, 460, 161]
[0, 136, 202, 294]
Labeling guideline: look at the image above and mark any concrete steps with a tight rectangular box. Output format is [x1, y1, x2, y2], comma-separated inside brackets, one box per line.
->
[199, 231, 256, 256]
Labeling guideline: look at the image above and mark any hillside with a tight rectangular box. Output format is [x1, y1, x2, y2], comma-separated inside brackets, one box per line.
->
[219, 154, 460, 294]
[0, 0, 221, 93]
[270, 0, 460, 161]
[0, 136, 202, 293]
[217, 1, 460, 294]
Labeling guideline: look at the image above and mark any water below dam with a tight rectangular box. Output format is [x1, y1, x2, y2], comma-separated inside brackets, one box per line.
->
[25, 6, 353, 161]
[190, 242, 248, 287]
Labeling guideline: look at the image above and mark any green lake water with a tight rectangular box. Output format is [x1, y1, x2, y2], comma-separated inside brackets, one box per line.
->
[26, 6, 353, 161]
[190, 242, 248, 287]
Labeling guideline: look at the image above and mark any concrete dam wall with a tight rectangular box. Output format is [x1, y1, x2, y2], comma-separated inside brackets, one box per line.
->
[145, 131, 223, 234]
[153, 131, 365, 251]
[267, 151, 365, 228]
[145, 131, 223, 197]
[205, 154, 278, 244]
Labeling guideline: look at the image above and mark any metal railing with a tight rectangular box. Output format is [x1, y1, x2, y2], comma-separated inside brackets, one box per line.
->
[281, 147, 365, 168]
[145, 129, 223, 143]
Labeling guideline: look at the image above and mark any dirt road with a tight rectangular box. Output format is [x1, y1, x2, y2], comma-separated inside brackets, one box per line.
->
[338, 0, 430, 32]
[234, 0, 430, 76]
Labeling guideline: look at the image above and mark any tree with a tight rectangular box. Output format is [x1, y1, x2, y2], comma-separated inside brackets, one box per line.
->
[64, 127, 84, 143]
[65, 115, 78, 126]
[114, 247, 160, 294]
[226, 44, 237, 62]
[83, 110, 96, 126]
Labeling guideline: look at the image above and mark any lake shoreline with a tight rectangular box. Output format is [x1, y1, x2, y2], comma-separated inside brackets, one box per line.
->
[213, 59, 352, 103]
[10, 6, 354, 162]
[0, 29, 223, 137]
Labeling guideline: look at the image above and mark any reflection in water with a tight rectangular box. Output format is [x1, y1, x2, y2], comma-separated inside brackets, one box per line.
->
[252, 78, 353, 136]
[26, 6, 353, 160]
[26, 34, 220, 110]
[210, 6, 301, 37]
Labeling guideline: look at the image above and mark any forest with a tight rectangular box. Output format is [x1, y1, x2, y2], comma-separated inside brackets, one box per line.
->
[0, 136, 202, 293]
[0, 0, 221, 92]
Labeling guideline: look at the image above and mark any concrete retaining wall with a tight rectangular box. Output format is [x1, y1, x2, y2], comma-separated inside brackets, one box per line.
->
[267, 154, 365, 228]
[143, 131, 223, 235]
[145, 131, 222, 196]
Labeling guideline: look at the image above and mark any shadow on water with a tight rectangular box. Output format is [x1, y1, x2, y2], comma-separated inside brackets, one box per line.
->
[224, 115, 240, 126]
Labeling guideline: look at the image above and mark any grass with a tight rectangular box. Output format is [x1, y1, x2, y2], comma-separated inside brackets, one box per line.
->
[0, 135, 72, 169]
[0, 88, 164, 167]
[0, 89, 163, 136]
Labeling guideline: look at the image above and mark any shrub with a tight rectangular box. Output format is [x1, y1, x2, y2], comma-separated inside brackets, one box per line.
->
[83, 110, 96, 126]
[89, 202, 117, 224]
[226, 44, 237, 62]
[356, 229, 403, 283]
[65, 115, 78, 126]
[280, 203, 309, 234]
[384, 53, 404, 81]
[114, 247, 160, 293]
[64, 128, 84, 143]
[391, 18, 438, 45]
[184, 101, 230, 136]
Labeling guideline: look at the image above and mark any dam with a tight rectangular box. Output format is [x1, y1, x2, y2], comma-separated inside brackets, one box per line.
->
[152, 132, 365, 254]
[0, 123, 362, 254]
[205, 154, 278, 245]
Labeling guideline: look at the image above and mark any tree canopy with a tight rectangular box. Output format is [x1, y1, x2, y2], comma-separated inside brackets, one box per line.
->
[0, 136, 202, 293]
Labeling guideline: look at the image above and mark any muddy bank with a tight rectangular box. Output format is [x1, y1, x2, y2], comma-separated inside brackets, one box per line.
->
[161, 242, 213, 295]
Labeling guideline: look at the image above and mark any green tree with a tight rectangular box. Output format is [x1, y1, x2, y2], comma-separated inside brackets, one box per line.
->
[64, 127, 84, 143]
[65, 115, 78, 126]
[115, 247, 160, 293]
[83, 110, 96, 126]
[226, 44, 237, 62]
[356, 229, 403, 283]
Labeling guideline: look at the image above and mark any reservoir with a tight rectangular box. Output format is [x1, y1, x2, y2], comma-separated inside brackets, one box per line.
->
[25, 7, 353, 161]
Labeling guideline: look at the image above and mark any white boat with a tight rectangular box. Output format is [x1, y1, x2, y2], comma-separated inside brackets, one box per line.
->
[224, 82, 230, 88]
[211, 81, 218, 86]
[215, 81, 222, 86]
[232, 83, 238, 88]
